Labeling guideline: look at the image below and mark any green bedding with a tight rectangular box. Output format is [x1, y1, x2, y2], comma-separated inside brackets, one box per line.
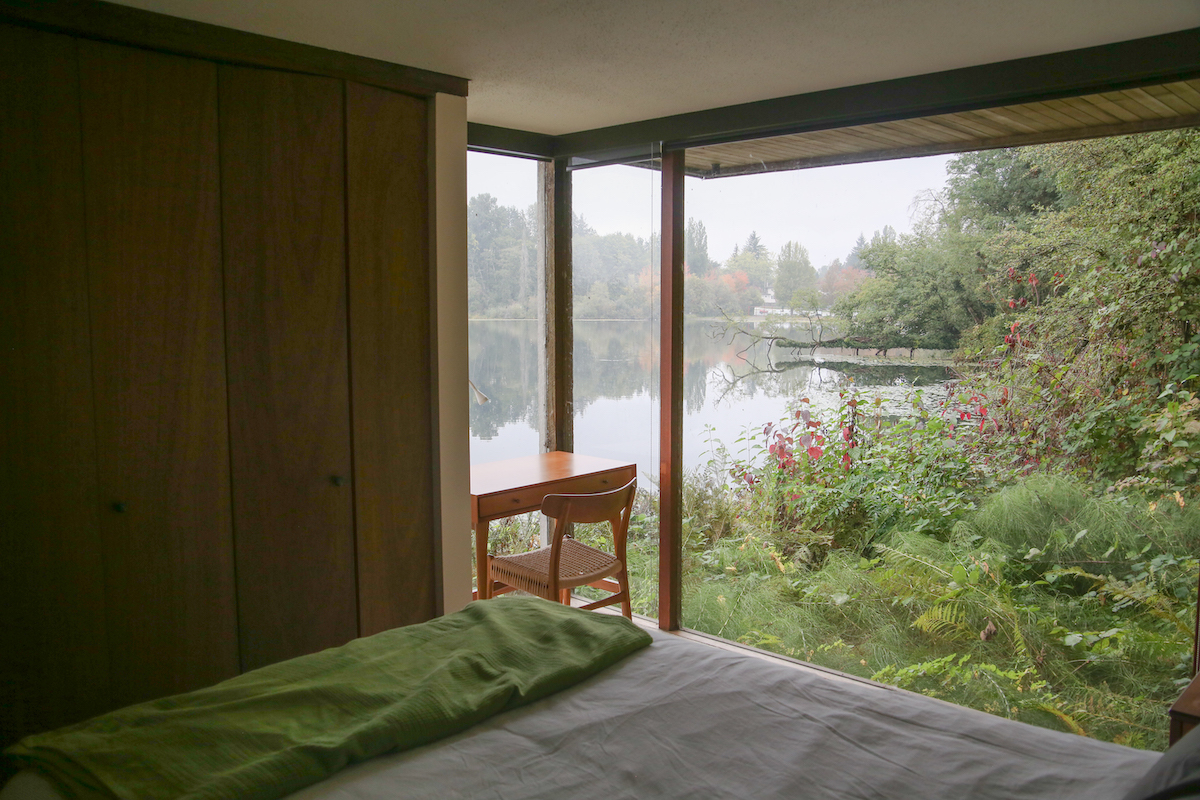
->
[5, 598, 652, 800]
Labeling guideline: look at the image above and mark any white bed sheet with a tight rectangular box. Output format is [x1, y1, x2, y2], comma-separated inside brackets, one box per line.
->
[3, 629, 1162, 800]
[287, 629, 1159, 800]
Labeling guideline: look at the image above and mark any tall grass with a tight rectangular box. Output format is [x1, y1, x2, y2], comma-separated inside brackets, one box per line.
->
[674, 473, 1200, 751]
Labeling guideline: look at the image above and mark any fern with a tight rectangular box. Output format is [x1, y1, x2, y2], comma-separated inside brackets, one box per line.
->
[912, 603, 971, 638]
[1034, 703, 1088, 736]
[1049, 565, 1192, 636]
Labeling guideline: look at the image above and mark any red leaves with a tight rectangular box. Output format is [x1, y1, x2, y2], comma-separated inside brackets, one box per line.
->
[807, 446, 824, 460]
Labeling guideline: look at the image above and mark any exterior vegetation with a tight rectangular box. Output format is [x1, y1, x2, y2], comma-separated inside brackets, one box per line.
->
[676, 130, 1200, 751]
[476, 129, 1200, 751]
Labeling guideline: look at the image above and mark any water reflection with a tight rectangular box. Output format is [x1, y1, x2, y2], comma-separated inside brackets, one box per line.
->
[468, 320, 955, 480]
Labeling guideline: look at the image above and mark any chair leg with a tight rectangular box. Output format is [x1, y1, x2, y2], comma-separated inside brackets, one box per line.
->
[559, 588, 571, 606]
[617, 569, 632, 619]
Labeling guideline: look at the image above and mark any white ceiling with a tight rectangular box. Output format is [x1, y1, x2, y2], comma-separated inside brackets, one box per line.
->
[113, 0, 1200, 136]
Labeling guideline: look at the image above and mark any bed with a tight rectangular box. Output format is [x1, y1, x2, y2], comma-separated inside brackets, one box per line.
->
[2, 597, 1192, 800]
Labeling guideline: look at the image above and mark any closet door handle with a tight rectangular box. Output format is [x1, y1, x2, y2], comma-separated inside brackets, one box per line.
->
[112, 502, 126, 513]
[330, 475, 345, 487]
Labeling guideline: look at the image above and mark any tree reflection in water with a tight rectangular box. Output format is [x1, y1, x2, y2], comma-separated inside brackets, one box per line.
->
[468, 319, 954, 479]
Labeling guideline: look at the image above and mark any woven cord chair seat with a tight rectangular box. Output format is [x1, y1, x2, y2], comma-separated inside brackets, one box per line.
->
[490, 539, 622, 598]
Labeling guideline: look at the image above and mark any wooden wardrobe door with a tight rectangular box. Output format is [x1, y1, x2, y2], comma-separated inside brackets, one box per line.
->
[219, 66, 357, 670]
[0, 24, 109, 748]
[345, 83, 437, 633]
[79, 40, 238, 707]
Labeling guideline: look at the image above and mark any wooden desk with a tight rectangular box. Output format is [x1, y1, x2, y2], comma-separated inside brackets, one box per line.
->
[471, 452, 637, 599]
[1170, 671, 1200, 745]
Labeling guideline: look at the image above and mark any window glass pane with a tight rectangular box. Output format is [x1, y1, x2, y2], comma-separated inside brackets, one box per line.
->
[678, 133, 1200, 751]
[571, 156, 661, 617]
[466, 152, 541, 464]
[466, 152, 543, 586]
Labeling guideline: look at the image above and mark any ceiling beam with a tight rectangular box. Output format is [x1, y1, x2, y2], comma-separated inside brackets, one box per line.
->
[699, 111, 1200, 179]
[466, 123, 554, 160]
[468, 26, 1200, 162]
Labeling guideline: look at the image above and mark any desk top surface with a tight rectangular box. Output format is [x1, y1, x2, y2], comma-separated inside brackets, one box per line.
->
[470, 452, 636, 498]
[1172, 671, 1200, 719]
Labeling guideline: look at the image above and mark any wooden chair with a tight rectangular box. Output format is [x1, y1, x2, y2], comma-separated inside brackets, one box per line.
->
[488, 478, 637, 618]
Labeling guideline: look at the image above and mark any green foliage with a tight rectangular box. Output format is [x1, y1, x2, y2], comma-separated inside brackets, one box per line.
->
[686, 217, 718, 276]
[469, 193, 658, 319]
[467, 194, 539, 317]
[944, 148, 1065, 231]
[774, 241, 817, 310]
[661, 131, 1200, 754]
[669, 467, 1200, 751]
[718, 391, 987, 552]
[951, 131, 1200, 499]
[725, 232, 776, 294]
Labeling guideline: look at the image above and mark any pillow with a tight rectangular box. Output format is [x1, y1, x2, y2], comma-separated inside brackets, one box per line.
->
[1123, 725, 1200, 800]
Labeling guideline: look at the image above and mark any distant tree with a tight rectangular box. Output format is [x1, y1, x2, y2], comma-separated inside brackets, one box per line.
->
[818, 257, 870, 308]
[742, 231, 769, 258]
[944, 148, 1064, 232]
[686, 218, 717, 276]
[725, 231, 774, 293]
[774, 241, 817, 310]
[846, 233, 868, 269]
[468, 193, 537, 316]
[841, 222, 990, 350]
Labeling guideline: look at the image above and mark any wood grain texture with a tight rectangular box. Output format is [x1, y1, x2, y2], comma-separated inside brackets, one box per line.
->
[79, 39, 238, 707]
[658, 151, 685, 631]
[345, 82, 436, 634]
[0, 23, 109, 752]
[548, 159, 573, 452]
[219, 66, 358, 670]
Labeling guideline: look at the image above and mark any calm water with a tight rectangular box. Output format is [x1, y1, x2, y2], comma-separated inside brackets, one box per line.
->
[468, 319, 955, 483]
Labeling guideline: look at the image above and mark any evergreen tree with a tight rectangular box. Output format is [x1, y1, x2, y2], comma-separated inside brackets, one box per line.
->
[774, 241, 817, 310]
[685, 218, 717, 276]
[725, 231, 774, 293]
[944, 148, 1064, 232]
[846, 233, 868, 269]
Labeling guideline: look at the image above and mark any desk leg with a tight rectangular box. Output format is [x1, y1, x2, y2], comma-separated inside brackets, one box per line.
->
[476, 520, 490, 600]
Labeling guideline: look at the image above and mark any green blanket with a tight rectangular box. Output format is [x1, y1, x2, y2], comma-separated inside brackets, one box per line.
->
[5, 598, 652, 800]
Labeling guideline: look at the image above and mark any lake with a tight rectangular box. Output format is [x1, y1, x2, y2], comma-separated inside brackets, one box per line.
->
[468, 319, 956, 483]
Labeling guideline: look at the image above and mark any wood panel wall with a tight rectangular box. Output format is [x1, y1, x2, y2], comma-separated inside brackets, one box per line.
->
[220, 66, 358, 671]
[0, 23, 109, 745]
[345, 82, 437, 633]
[80, 40, 240, 706]
[1, 17, 440, 752]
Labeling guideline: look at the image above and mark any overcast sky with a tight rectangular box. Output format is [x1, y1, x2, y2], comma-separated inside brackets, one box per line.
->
[467, 151, 954, 268]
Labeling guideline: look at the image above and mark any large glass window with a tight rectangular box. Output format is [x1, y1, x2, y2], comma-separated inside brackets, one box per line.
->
[466, 152, 541, 464]
[570, 158, 661, 616]
[466, 152, 543, 584]
[674, 133, 1200, 751]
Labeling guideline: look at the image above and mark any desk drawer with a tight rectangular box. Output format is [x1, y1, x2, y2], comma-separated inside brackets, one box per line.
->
[476, 467, 635, 520]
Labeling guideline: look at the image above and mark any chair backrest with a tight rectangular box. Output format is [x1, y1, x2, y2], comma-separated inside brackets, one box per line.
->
[541, 477, 637, 524]
[541, 477, 637, 561]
